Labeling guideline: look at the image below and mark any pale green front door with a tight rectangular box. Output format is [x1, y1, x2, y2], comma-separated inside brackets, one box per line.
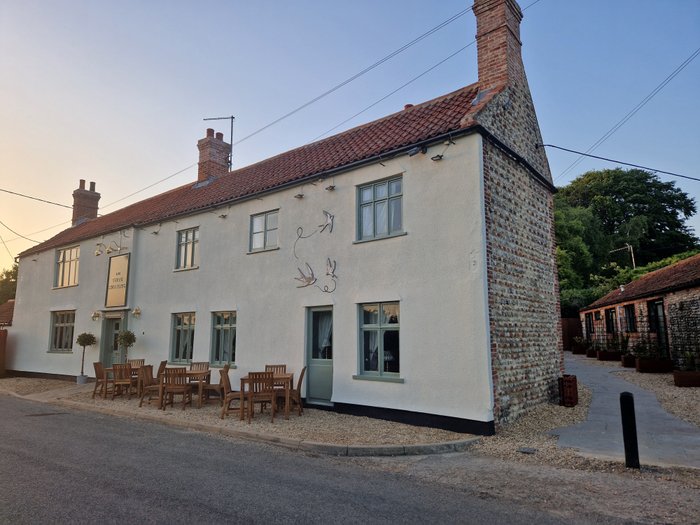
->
[306, 307, 333, 404]
[103, 316, 125, 366]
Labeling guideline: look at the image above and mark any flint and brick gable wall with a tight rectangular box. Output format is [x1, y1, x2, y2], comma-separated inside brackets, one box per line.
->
[482, 138, 562, 424]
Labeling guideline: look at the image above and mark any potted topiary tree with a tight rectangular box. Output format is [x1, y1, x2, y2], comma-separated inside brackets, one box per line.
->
[76, 332, 97, 384]
[117, 330, 136, 362]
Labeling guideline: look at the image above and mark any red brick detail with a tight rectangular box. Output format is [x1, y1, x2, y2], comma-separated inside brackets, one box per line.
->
[71, 179, 100, 226]
[197, 128, 231, 182]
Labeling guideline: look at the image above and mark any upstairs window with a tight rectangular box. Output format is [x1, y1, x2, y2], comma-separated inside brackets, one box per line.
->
[250, 210, 278, 251]
[55, 246, 80, 287]
[176, 227, 199, 269]
[358, 177, 403, 241]
[211, 311, 236, 366]
[50, 311, 75, 352]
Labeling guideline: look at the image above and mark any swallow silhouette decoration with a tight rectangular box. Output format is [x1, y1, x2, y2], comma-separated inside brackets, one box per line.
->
[294, 263, 317, 288]
[319, 210, 335, 234]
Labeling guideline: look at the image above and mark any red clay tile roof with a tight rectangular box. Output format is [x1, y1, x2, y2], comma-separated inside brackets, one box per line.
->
[20, 84, 483, 258]
[583, 253, 700, 310]
[0, 299, 14, 326]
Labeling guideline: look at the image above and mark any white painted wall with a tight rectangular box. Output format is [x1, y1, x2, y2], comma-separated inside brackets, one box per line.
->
[9, 134, 494, 422]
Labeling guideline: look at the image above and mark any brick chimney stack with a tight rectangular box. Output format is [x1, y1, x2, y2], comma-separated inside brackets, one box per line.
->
[197, 128, 231, 182]
[473, 0, 526, 93]
[72, 179, 100, 226]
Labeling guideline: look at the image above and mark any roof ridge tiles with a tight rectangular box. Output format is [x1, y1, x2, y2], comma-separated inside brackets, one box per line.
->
[20, 82, 483, 258]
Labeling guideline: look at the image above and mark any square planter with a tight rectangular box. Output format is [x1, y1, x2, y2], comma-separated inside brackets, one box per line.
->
[635, 357, 674, 373]
[673, 370, 700, 387]
[620, 354, 636, 368]
[597, 350, 621, 361]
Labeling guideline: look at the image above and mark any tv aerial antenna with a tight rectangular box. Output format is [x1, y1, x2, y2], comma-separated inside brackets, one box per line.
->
[203, 115, 235, 169]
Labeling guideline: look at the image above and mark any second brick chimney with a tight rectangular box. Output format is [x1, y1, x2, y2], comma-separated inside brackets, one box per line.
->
[197, 128, 231, 182]
[72, 179, 100, 226]
[473, 0, 526, 93]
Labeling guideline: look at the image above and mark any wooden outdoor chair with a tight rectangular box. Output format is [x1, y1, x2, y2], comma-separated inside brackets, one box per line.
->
[201, 369, 224, 406]
[220, 365, 244, 419]
[265, 364, 286, 375]
[92, 362, 111, 399]
[111, 363, 132, 400]
[127, 359, 144, 390]
[155, 360, 167, 380]
[162, 367, 192, 410]
[246, 371, 276, 423]
[138, 364, 164, 409]
[276, 366, 307, 416]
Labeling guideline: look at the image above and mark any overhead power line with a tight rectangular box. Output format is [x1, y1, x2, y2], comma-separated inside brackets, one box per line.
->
[0, 187, 71, 209]
[540, 144, 700, 182]
[234, 7, 472, 146]
[0, 219, 40, 243]
[312, 0, 545, 141]
[101, 163, 196, 210]
[0, 232, 13, 260]
[555, 45, 700, 182]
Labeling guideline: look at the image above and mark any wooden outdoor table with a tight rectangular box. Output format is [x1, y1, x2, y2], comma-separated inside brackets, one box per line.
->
[187, 370, 211, 408]
[240, 372, 294, 420]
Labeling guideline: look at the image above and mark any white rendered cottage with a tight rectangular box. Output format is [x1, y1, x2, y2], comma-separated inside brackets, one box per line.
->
[8, 0, 562, 434]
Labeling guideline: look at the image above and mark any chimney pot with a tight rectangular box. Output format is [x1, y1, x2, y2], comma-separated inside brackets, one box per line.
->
[72, 179, 101, 226]
[197, 128, 232, 182]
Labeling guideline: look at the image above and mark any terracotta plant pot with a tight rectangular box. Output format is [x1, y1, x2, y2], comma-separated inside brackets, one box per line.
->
[597, 350, 622, 361]
[621, 354, 636, 368]
[635, 357, 674, 373]
[673, 370, 700, 387]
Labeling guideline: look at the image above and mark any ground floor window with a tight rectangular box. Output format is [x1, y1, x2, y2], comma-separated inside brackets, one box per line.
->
[360, 302, 400, 376]
[605, 308, 616, 334]
[211, 312, 236, 365]
[171, 312, 195, 363]
[623, 304, 637, 332]
[50, 311, 75, 352]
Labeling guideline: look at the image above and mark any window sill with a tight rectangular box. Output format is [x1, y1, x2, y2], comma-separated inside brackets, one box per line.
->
[211, 363, 237, 369]
[353, 232, 407, 245]
[47, 350, 73, 354]
[247, 246, 280, 255]
[173, 266, 199, 273]
[52, 284, 79, 290]
[352, 374, 404, 384]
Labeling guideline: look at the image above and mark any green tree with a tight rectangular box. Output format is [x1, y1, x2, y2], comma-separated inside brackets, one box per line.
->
[0, 264, 17, 304]
[558, 168, 697, 265]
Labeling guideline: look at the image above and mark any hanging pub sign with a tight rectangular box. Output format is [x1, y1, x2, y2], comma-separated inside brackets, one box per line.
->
[105, 253, 130, 308]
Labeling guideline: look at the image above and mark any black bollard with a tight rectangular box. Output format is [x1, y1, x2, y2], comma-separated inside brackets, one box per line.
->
[620, 392, 640, 469]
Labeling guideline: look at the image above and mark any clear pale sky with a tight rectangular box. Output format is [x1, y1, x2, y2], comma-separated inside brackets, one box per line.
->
[1, 0, 699, 272]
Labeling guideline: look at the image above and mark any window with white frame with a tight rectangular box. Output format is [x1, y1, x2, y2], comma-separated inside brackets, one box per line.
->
[250, 210, 278, 251]
[211, 311, 236, 366]
[358, 177, 402, 241]
[176, 227, 199, 269]
[50, 311, 75, 352]
[55, 246, 80, 287]
[360, 302, 400, 376]
[171, 312, 195, 363]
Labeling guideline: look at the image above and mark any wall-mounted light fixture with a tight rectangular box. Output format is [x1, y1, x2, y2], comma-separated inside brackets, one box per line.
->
[131, 306, 142, 318]
[294, 192, 304, 199]
[91, 311, 102, 321]
[325, 185, 335, 191]
[95, 241, 122, 257]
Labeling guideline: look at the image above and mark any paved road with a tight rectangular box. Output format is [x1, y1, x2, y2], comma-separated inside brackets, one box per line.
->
[0, 396, 565, 525]
[554, 353, 700, 468]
